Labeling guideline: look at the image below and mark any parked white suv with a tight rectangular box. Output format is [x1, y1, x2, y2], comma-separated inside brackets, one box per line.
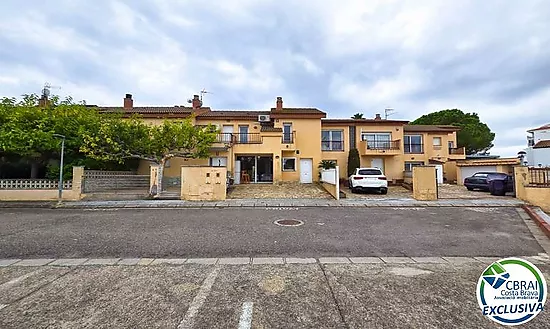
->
[348, 167, 388, 194]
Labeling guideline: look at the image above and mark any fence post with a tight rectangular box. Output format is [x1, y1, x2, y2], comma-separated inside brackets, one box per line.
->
[335, 166, 340, 200]
[513, 166, 529, 200]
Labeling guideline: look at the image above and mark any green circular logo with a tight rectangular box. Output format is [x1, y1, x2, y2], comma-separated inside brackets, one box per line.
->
[477, 258, 547, 326]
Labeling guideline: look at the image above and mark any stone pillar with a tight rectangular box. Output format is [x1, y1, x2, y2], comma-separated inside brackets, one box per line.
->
[72, 166, 84, 199]
[514, 166, 528, 200]
[150, 165, 160, 195]
[413, 166, 437, 201]
[273, 153, 282, 184]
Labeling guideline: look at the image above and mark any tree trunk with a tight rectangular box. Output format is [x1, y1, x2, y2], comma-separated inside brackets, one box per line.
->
[157, 161, 165, 193]
[30, 161, 39, 178]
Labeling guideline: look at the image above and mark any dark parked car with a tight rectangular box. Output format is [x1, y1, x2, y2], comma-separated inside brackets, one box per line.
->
[464, 172, 513, 194]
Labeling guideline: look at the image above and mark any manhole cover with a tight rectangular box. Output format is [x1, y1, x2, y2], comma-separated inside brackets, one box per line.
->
[274, 219, 304, 227]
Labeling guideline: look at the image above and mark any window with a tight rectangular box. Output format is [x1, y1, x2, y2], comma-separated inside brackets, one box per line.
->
[361, 132, 392, 149]
[404, 161, 424, 171]
[357, 169, 382, 175]
[238, 125, 248, 143]
[404, 135, 423, 153]
[283, 123, 293, 143]
[433, 137, 442, 147]
[448, 141, 455, 149]
[282, 157, 296, 171]
[210, 157, 227, 167]
[322, 130, 344, 151]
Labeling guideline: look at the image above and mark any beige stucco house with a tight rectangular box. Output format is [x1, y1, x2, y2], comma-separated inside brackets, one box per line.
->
[96, 94, 466, 185]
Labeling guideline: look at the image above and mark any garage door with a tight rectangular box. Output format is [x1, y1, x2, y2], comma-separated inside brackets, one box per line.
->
[459, 166, 497, 184]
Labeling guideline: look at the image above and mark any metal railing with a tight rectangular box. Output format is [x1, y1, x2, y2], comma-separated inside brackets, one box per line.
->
[322, 141, 344, 151]
[449, 147, 465, 155]
[404, 143, 424, 154]
[215, 133, 263, 144]
[282, 132, 294, 144]
[528, 167, 550, 187]
[366, 140, 400, 150]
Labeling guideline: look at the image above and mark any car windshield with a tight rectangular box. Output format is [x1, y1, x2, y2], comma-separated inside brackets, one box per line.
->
[358, 169, 382, 175]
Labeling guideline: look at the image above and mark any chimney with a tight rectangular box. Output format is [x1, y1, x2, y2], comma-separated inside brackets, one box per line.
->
[375, 113, 382, 120]
[192, 95, 202, 109]
[276, 96, 283, 111]
[124, 93, 133, 109]
[38, 96, 48, 108]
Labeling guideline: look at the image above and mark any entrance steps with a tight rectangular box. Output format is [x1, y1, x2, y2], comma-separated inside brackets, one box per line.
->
[155, 191, 180, 200]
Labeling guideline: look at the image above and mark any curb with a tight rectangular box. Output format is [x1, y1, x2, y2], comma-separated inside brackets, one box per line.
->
[522, 205, 550, 239]
[2, 255, 548, 267]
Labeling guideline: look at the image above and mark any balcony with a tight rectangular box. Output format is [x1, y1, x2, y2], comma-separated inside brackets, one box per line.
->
[282, 132, 295, 144]
[322, 141, 344, 152]
[359, 140, 401, 156]
[404, 143, 424, 154]
[214, 133, 263, 144]
[449, 147, 465, 156]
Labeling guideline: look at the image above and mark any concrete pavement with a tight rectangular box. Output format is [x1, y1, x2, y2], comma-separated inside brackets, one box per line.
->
[1, 262, 549, 328]
[0, 207, 544, 259]
[0, 197, 524, 209]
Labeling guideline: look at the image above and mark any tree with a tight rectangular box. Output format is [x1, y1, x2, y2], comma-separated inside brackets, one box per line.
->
[411, 109, 495, 155]
[351, 113, 364, 119]
[347, 148, 360, 177]
[81, 117, 218, 193]
[0, 94, 101, 178]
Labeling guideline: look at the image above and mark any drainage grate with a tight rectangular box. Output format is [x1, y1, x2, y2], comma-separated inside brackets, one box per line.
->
[274, 219, 304, 227]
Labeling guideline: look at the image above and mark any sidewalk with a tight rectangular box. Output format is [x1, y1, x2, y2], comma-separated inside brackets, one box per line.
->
[0, 198, 524, 209]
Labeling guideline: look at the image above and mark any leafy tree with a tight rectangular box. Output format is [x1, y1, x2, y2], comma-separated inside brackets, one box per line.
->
[0, 94, 100, 177]
[81, 117, 218, 193]
[411, 109, 495, 154]
[351, 113, 364, 119]
[347, 148, 360, 176]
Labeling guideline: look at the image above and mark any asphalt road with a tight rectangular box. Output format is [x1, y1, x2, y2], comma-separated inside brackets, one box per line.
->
[0, 207, 544, 258]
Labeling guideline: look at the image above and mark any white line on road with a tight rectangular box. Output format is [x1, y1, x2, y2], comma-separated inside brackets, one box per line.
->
[238, 301, 254, 329]
[177, 267, 220, 329]
[0, 268, 44, 290]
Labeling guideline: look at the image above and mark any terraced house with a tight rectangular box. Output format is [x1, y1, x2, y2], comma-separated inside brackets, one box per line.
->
[97, 94, 466, 186]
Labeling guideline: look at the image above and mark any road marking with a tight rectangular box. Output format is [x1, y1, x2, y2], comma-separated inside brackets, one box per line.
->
[177, 267, 220, 329]
[0, 268, 44, 290]
[238, 301, 254, 329]
[0, 304, 8, 311]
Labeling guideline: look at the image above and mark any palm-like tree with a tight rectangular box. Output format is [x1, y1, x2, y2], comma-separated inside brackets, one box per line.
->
[351, 113, 364, 119]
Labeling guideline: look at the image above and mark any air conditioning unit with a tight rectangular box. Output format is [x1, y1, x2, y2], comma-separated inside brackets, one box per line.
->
[258, 114, 270, 122]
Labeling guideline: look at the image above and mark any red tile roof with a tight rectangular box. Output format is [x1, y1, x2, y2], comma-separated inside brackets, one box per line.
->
[322, 118, 408, 125]
[196, 110, 269, 119]
[528, 123, 550, 132]
[404, 125, 461, 132]
[533, 140, 550, 149]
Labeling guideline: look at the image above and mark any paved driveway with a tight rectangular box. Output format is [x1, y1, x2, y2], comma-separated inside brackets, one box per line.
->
[341, 185, 412, 199]
[228, 182, 332, 199]
[0, 207, 545, 258]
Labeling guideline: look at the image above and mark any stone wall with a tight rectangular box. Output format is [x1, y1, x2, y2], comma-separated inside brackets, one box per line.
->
[412, 166, 437, 201]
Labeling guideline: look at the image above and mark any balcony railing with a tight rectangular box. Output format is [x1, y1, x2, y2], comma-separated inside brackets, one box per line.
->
[366, 140, 400, 150]
[322, 141, 344, 151]
[282, 132, 295, 144]
[404, 143, 424, 154]
[215, 133, 262, 144]
[449, 147, 465, 155]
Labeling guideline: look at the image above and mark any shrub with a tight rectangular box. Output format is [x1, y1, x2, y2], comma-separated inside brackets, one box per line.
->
[347, 148, 360, 176]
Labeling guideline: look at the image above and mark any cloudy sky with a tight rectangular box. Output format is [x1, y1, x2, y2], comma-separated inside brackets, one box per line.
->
[1, 0, 549, 156]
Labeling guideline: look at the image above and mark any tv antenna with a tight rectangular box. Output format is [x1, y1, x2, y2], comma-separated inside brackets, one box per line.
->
[200, 88, 212, 101]
[42, 82, 61, 99]
[384, 108, 396, 119]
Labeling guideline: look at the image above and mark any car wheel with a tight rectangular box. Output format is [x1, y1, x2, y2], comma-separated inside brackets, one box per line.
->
[466, 187, 474, 191]
[380, 188, 388, 195]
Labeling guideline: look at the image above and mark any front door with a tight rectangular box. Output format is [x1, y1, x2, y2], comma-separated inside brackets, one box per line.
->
[300, 158, 313, 183]
[371, 158, 384, 172]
